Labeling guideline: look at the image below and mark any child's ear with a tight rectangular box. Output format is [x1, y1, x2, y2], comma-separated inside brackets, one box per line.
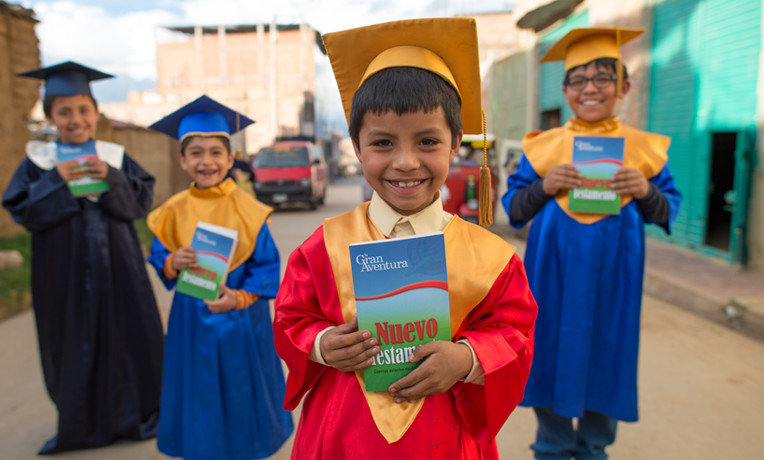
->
[179, 153, 188, 171]
[352, 139, 363, 163]
[620, 78, 632, 98]
[449, 131, 464, 162]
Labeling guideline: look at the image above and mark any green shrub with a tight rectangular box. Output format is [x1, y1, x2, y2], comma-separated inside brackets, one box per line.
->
[0, 232, 32, 321]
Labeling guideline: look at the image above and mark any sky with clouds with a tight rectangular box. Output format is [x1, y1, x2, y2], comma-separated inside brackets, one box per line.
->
[19, 0, 514, 101]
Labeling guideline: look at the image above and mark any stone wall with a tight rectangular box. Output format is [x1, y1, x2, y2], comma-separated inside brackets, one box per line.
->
[0, 2, 39, 237]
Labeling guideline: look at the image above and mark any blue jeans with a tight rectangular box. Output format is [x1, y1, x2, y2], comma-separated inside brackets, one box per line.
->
[531, 407, 618, 460]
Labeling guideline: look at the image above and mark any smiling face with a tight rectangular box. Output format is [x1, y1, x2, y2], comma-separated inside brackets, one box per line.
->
[354, 107, 461, 215]
[46, 94, 99, 144]
[179, 136, 234, 189]
[563, 61, 630, 123]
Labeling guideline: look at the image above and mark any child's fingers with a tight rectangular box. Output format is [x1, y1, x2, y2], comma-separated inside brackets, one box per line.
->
[327, 341, 379, 372]
[334, 315, 360, 333]
[323, 333, 376, 359]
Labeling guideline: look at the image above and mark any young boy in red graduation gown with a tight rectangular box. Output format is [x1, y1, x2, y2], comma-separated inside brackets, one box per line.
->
[2, 62, 164, 454]
[502, 28, 682, 459]
[273, 18, 537, 459]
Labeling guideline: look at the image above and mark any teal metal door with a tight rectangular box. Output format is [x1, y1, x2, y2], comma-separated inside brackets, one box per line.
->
[728, 129, 756, 264]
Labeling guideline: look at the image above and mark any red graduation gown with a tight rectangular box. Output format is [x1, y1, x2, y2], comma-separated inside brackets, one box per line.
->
[273, 207, 537, 459]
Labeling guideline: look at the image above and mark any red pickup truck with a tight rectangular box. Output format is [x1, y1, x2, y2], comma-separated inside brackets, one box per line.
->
[252, 140, 329, 209]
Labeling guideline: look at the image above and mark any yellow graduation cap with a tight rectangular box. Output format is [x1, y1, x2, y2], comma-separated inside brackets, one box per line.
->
[323, 17, 494, 225]
[322, 17, 482, 135]
[540, 27, 644, 96]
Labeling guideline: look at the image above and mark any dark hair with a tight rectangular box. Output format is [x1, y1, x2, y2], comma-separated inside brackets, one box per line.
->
[563, 57, 629, 84]
[42, 94, 98, 118]
[180, 135, 231, 155]
[348, 67, 463, 148]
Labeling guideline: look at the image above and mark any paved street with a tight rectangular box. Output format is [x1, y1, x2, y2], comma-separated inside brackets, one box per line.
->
[1, 177, 762, 459]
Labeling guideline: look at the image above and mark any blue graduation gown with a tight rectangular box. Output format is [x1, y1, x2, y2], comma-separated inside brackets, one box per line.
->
[148, 223, 293, 460]
[2, 151, 164, 453]
[502, 154, 680, 422]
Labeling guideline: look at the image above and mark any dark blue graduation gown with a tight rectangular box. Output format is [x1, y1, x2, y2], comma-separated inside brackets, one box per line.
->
[2, 143, 164, 453]
[502, 122, 681, 422]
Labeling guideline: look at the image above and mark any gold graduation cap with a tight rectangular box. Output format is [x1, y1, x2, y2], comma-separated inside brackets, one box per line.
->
[322, 17, 482, 135]
[323, 17, 494, 225]
[540, 27, 644, 97]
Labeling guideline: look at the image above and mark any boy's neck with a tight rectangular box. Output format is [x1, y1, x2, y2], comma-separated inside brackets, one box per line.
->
[568, 116, 620, 132]
[191, 177, 237, 192]
[368, 192, 446, 237]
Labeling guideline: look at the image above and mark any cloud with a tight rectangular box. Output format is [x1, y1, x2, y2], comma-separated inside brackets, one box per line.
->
[31, 1, 181, 80]
[25, 0, 513, 99]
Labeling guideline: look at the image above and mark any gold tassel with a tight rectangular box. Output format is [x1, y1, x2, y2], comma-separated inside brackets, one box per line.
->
[478, 110, 493, 227]
[615, 28, 623, 98]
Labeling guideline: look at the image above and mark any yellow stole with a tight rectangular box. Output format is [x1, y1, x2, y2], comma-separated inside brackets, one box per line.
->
[523, 117, 670, 224]
[323, 202, 516, 443]
[147, 178, 272, 271]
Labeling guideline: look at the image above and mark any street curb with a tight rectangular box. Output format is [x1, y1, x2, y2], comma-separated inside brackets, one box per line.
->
[643, 267, 764, 342]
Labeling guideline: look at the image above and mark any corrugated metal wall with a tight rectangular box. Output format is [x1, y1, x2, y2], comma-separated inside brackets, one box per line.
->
[647, 0, 761, 257]
[647, 0, 701, 245]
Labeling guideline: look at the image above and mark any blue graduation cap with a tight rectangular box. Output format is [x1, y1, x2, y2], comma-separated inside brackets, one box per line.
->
[148, 95, 255, 141]
[17, 61, 113, 97]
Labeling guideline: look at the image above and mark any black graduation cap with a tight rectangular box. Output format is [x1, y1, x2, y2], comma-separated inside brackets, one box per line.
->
[17, 61, 113, 97]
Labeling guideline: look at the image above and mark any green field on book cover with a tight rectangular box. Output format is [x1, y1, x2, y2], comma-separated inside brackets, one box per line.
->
[350, 232, 450, 392]
[568, 136, 625, 214]
[57, 140, 110, 197]
[176, 222, 238, 301]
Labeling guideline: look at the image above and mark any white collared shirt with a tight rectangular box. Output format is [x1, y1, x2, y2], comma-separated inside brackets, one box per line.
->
[310, 191, 484, 385]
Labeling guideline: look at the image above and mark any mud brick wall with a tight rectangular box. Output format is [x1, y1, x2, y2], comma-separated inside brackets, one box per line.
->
[0, 2, 39, 237]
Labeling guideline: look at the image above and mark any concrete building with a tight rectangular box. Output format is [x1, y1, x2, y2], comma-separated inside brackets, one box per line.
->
[101, 23, 327, 156]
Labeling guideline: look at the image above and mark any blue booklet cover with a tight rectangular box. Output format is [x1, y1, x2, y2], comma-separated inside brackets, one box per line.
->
[57, 140, 110, 196]
[176, 222, 238, 301]
[350, 232, 450, 392]
[568, 136, 625, 214]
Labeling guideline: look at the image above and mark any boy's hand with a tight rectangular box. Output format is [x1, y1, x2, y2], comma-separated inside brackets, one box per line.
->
[543, 164, 582, 195]
[320, 316, 379, 372]
[205, 285, 238, 313]
[388, 341, 472, 403]
[82, 158, 109, 180]
[172, 246, 198, 271]
[609, 167, 649, 199]
[55, 160, 86, 182]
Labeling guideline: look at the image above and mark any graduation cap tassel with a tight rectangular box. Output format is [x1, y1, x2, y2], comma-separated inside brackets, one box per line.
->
[478, 110, 493, 227]
[615, 28, 623, 98]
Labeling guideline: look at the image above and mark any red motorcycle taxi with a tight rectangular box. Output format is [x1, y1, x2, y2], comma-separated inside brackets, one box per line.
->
[440, 134, 499, 223]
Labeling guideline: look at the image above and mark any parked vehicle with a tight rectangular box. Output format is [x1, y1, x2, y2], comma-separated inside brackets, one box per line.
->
[441, 134, 499, 223]
[252, 139, 329, 209]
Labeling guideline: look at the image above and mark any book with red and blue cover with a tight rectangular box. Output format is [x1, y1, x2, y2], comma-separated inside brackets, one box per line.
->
[57, 140, 110, 196]
[176, 222, 238, 301]
[349, 232, 450, 392]
[568, 136, 625, 214]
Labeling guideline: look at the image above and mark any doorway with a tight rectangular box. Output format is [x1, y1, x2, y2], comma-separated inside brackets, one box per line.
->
[704, 132, 737, 251]
[541, 108, 561, 130]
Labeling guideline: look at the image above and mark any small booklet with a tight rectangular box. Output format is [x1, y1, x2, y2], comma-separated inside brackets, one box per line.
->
[57, 140, 110, 196]
[176, 222, 238, 301]
[350, 232, 451, 392]
[568, 136, 625, 214]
